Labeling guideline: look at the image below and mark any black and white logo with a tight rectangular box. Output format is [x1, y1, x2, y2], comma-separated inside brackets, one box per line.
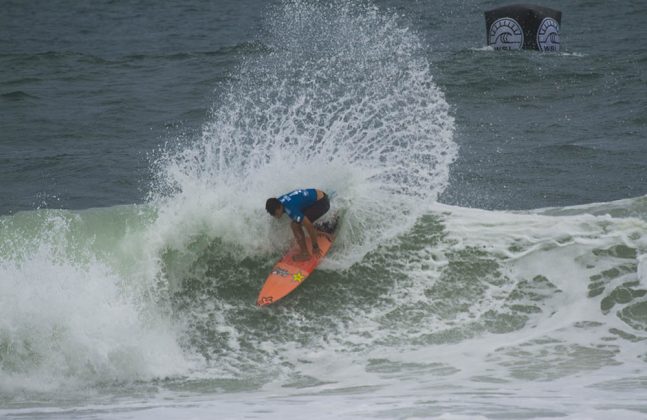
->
[537, 18, 560, 52]
[488, 18, 524, 50]
[271, 267, 289, 277]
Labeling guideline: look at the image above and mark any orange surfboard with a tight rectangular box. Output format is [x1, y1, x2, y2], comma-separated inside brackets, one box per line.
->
[257, 218, 339, 306]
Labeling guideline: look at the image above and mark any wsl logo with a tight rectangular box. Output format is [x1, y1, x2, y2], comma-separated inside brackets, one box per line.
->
[488, 18, 524, 50]
[537, 18, 560, 52]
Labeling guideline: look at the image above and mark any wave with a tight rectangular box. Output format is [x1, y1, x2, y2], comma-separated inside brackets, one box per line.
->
[2, 0, 646, 406]
[2, 191, 646, 399]
[0, 91, 38, 101]
[166, 196, 646, 392]
[0, 206, 189, 396]
[1, 0, 456, 397]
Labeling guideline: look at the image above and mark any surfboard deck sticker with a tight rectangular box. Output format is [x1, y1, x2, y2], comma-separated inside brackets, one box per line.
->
[257, 216, 339, 306]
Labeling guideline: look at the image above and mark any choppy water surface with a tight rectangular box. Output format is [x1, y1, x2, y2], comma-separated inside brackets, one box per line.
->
[1, 0, 646, 418]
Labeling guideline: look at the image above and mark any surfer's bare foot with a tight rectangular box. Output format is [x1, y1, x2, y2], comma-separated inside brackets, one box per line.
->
[292, 253, 311, 261]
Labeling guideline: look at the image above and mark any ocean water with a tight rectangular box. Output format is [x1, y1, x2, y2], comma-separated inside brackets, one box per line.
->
[1, 0, 646, 419]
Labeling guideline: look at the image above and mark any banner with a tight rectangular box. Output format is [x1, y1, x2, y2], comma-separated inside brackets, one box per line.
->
[485, 4, 561, 51]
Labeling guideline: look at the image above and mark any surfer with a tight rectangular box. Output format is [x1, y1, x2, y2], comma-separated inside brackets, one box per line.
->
[265, 188, 330, 261]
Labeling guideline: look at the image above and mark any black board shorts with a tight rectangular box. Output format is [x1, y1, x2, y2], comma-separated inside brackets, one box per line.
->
[304, 193, 330, 223]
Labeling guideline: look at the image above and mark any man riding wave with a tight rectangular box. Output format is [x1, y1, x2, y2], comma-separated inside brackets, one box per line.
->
[265, 188, 330, 261]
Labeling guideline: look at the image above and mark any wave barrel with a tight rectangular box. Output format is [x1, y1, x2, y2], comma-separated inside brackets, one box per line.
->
[485, 4, 561, 51]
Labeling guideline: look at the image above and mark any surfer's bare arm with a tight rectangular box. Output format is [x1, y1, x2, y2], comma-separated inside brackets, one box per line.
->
[291, 221, 309, 256]
[302, 217, 321, 257]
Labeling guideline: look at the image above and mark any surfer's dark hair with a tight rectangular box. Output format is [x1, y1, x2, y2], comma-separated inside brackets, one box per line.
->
[265, 198, 282, 215]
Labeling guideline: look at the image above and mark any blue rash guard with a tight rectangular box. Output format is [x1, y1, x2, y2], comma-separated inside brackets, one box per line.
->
[278, 189, 318, 223]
